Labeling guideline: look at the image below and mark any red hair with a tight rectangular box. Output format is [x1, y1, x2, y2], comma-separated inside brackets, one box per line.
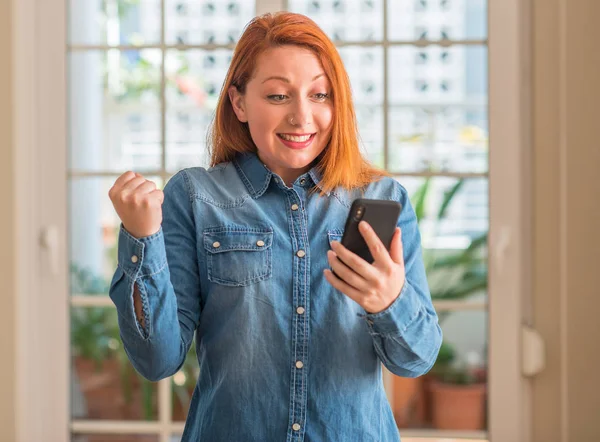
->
[208, 12, 389, 194]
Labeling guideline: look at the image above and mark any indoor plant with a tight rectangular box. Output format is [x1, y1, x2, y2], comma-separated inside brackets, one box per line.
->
[71, 261, 200, 420]
[71, 263, 158, 420]
[392, 176, 488, 428]
[427, 340, 487, 430]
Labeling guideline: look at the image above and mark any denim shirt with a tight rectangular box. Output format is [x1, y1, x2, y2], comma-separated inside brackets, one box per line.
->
[109, 151, 442, 442]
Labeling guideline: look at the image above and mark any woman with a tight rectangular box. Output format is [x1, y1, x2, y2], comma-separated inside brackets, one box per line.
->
[108, 12, 442, 442]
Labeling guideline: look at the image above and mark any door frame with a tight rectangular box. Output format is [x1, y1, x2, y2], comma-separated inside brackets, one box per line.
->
[488, 0, 534, 440]
[13, 0, 69, 441]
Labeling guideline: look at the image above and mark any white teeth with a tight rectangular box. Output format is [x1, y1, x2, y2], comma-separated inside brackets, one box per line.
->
[279, 134, 312, 142]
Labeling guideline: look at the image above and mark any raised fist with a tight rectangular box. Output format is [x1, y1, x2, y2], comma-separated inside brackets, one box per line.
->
[108, 171, 164, 239]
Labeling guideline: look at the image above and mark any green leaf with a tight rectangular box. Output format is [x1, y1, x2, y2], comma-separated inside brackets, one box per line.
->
[465, 232, 488, 252]
[437, 179, 464, 219]
[431, 274, 487, 300]
[412, 177, 431, 222]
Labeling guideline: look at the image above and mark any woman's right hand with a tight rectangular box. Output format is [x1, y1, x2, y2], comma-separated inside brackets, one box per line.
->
[108, 171, 164, 239]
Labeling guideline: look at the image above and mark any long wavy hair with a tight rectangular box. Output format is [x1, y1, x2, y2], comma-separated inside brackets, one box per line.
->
[208, 12, 389, 194]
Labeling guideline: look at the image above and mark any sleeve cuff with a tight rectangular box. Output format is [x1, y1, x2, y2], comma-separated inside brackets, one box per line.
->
[357, 280, 424, 336]
[117, 224, 167, 280]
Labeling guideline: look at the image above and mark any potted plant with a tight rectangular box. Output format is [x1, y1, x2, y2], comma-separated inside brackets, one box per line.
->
[392, 372, 426, 427]
[71, 260, 202, 421]
[428, 341, 487, 430]
[71, 263, 158, 420]
[391, 177, 488, 428]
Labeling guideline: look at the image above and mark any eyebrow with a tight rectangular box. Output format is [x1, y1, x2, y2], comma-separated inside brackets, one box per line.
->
[261, 73, 326, 84]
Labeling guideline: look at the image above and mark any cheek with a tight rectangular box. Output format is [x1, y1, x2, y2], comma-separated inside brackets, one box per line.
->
[248, 102, 283, 132]
[245, 103, 283, 148]
[316, 105, 334, 132]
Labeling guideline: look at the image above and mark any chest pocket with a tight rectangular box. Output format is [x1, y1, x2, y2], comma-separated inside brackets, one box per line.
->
[327, 229, 344, 248]
[203, 227, 273, 287]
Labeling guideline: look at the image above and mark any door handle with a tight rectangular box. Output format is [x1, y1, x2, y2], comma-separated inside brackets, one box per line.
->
[40, 225, 60, 276]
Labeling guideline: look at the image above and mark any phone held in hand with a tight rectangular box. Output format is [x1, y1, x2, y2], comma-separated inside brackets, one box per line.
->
[340, 198, 402, 264]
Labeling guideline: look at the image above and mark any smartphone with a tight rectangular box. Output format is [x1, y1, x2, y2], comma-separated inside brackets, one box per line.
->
[339, 198, 402, 264]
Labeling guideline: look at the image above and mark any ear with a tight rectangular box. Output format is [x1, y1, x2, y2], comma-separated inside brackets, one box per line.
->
[228, 86, 248, 123]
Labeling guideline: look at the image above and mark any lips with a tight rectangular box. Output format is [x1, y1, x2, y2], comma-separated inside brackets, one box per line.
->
[277, 133, 316, 150]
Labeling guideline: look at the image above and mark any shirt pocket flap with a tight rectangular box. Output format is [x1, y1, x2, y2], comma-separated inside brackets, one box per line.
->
[203, 228, 273, 254]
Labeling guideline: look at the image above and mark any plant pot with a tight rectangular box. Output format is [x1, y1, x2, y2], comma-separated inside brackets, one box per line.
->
[428, 380, 486, 430]
[391, 375, 426, 427]
[421, 373, 435, 424]
[172, 384, 196, 421]
[73, 356, 155, 420]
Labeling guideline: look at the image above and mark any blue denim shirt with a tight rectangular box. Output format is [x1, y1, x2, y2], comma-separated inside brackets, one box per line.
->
[109, 151, 442, 442]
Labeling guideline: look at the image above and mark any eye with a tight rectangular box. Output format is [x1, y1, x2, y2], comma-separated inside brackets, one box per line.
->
[267, 94, 287, 102]
[313, 93, 330, 101]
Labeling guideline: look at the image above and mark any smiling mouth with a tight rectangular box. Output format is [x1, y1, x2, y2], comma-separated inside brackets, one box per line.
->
[277, 133, 316, 142]
[276, 133, 317, 149]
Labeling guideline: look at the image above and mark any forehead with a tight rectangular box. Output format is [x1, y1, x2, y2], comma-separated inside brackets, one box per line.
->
[252, 45, 328, 82]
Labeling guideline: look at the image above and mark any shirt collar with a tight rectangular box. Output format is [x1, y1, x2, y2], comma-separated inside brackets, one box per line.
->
[233, 151, 330, 198]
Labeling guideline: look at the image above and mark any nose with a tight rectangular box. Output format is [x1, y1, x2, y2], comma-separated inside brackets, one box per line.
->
[289, 98, 313, 127]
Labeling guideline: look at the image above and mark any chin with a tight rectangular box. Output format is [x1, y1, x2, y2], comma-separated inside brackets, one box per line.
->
[281, 152, 320, 169]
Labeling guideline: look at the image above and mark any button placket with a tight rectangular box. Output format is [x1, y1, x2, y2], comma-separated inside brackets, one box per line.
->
[286, 190, 309, 439]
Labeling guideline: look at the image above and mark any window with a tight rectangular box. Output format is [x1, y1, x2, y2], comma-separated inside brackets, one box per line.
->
[67, 0, 493, 439]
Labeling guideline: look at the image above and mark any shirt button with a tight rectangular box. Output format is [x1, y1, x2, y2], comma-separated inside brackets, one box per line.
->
[213, 241, 221, 248]
[131, 255, 138, 263]
[296, 306, 305, 314]
[291, 203, 299, 211]
[296, 360, 304, 369]
[292, 423, 301, 431]
[296, 250, 306, 258]
[299, 178, 306, 185]
[256, 240, 265, 247]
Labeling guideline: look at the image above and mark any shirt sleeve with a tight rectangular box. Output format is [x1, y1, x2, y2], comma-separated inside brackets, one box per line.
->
[108, 170, 201, 382]
[357, 182, 443, 377]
